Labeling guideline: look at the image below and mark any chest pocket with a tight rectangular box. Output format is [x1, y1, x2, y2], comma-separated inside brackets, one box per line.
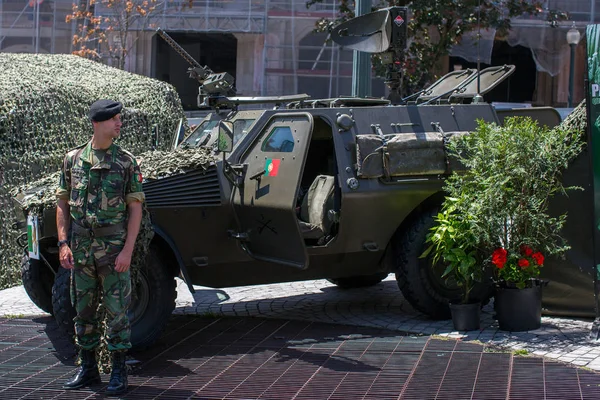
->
[69, 167, 88, 208]
[100, 169, 126, 215]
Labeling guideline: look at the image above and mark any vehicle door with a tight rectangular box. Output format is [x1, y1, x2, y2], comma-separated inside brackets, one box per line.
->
[232, 113, 313, 269]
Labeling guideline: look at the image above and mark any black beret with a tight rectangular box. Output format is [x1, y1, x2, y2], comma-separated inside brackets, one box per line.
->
[89, 99, 123, 122]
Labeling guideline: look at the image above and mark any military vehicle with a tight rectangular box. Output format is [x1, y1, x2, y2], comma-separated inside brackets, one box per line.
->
[13, 7, 594, 349]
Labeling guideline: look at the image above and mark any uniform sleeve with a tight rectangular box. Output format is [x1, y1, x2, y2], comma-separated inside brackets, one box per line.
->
[125, 157, 145, 204]
[56, 154, 71, 200]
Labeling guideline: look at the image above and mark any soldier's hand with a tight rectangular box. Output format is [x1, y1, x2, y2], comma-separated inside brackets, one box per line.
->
[115, 249, 133, 273]
[59, 245, 74, 269]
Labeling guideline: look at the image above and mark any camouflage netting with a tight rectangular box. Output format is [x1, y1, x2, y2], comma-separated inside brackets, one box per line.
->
[560, 99, 587, 135]
[0, 53, 188, 289]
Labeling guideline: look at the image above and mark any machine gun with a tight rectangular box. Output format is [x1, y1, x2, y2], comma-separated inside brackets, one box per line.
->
[156, 28, 310, 110]
[156, 28, 237, 108]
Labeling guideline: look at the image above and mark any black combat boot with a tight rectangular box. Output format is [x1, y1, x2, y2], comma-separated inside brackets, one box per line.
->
[106, 351, 128, 396]
[63, 348, 101, 389]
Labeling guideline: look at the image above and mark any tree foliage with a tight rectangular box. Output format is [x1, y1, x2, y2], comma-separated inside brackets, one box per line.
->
[306, 0, 567, 93]
[66, 0, 165, 69]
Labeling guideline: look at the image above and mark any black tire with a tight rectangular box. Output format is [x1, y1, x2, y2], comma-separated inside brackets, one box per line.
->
[393, 208, 491, 320]
[129, 248, 177, 349]
[52, 267, 76, 341]
[22, 254, 55, 315]
[327, 272, 389, 289]
[51, 247, 177, 350]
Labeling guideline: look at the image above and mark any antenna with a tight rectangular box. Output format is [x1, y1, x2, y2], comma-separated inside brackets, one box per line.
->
[472, 0, 484, 103]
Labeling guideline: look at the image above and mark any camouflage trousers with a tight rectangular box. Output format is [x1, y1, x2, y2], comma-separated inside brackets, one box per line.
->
[70, 234, 131, 351]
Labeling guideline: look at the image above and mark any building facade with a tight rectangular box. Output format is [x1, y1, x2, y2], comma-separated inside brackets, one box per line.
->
[0, 0, 596, 109]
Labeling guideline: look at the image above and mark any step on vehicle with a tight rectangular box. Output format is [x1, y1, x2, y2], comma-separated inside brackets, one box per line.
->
[14, 7, 591, 348]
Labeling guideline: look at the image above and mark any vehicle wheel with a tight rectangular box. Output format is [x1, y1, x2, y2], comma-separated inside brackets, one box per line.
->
[129, 248, 177, 349]
[22, 254, 55, 315]
[52, 267, 76, 341]
[393, 208, 491, 320]
[51, 248, 177, 350]
[327, 272, 389, 289]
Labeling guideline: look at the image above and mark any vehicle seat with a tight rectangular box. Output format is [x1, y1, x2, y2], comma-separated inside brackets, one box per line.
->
[298, 175, 335, 240]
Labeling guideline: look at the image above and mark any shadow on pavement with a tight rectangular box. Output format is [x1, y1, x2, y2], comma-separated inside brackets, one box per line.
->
[1, 315, 600, 399]
[32, 315, 76, 365]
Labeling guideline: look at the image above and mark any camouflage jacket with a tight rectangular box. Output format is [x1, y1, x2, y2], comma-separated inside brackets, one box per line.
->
[56, 141, 145, 229]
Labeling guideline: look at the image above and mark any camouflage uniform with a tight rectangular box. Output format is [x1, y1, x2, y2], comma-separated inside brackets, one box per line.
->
[56, 141, 144, 351]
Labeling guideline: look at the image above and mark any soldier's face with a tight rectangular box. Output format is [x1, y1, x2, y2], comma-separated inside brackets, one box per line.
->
[94, 114, 122, 139]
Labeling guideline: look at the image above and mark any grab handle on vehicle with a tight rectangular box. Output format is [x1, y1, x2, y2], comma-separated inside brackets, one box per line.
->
[363, 242, 379, 252]
[248, 169, 264, 181]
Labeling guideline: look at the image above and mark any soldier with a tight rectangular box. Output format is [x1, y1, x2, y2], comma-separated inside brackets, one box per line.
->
[56, 99, 144, 396]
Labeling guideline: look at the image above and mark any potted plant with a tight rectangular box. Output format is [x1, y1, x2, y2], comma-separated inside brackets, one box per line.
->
[422, 198, 484, 331]
[490, 245, 546, 331]
[442, 116, 584, 331]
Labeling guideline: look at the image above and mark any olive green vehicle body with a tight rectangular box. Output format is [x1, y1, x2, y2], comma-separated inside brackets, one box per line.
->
[151, 103, 498, 287]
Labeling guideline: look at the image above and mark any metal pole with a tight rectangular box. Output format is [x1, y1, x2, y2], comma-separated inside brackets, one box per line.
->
[35, 0, 40, 53]
[351, 0, 371, 98]
[569, 43, 576, 108]
[472, 0, 484, 103]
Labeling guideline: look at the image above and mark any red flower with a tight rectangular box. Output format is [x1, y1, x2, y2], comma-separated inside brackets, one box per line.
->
[520, 245, 533, 256]
[518, 258, 530, 268]
[492, 248, 507, 269]
[532, 252, 544, 266]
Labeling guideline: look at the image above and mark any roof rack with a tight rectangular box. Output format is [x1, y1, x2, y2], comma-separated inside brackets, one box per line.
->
[287, 97, 391, 109]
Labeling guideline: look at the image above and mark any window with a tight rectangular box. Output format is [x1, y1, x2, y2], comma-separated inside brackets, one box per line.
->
[181, 118, 255, 149]
[262, 126, 295, 152]
[233, 119, 255, 145]
[183, 120, 219, 147]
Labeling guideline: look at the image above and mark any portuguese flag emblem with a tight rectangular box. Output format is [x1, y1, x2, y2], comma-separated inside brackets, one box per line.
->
[264, 158, 281, 176]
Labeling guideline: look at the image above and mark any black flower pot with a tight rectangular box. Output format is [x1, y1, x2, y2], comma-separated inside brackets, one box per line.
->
[495, 281, 543, 332]
[449, 302, 481, 331]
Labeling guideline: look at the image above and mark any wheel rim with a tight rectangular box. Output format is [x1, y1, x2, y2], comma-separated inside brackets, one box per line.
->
[129, 270, 150, 325]
[423, 256, 461, 299]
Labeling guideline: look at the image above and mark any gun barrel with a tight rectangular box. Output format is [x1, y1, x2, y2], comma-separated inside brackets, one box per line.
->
[156, 28, 202, 68]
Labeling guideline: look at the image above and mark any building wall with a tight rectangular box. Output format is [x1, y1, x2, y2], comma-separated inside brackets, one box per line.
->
[0, 0, 593, 108]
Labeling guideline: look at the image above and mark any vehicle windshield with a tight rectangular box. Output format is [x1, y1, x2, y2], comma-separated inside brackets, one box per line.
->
[180, 118, 256, 150]
[183, 120, 219, 148]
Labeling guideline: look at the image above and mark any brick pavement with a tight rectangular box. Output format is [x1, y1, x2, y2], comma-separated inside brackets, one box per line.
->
[1, 275, 599, 371]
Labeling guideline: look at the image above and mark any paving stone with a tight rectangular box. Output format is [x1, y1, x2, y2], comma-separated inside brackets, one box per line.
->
[3, 277, 600, 371]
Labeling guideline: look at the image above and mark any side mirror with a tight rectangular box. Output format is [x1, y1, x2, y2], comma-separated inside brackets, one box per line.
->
[217, 121, 234, 153]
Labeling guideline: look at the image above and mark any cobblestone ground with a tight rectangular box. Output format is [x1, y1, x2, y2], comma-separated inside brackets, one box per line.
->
[2, 276, 599, 371]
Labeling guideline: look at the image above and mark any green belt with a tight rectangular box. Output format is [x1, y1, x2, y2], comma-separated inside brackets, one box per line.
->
[71, 221, 126, 238]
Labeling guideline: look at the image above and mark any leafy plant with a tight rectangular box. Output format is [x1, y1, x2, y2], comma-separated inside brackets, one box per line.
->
[421, 198, 482, 304]
[443, 117, 584, 288]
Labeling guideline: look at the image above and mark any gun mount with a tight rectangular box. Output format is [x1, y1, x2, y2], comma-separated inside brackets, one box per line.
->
[156, 28, 236, 108]
[156, 28, 310, 110]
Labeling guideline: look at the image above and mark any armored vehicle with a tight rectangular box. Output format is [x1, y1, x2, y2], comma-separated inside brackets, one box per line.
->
[14, 7, 594, 348]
